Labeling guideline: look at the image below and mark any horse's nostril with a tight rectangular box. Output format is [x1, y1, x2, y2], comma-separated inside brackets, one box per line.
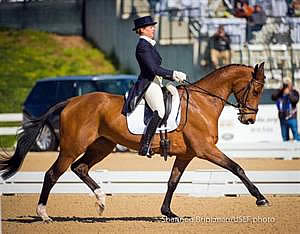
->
[249, 119, 255, 124]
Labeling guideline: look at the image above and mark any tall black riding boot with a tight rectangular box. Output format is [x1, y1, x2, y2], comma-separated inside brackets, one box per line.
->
[139, 111, 162, 157]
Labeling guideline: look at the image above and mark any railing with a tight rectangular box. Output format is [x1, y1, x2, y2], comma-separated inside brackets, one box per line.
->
[1, 170, 299, 196]
[216, 142, 300, 160]
[119, 0, 151, 19]
[1, 114, 300, 159]
[0, 113, 22, 136]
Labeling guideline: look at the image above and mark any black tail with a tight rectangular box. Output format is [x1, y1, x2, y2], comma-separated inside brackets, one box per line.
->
[0, 101, 69, 180]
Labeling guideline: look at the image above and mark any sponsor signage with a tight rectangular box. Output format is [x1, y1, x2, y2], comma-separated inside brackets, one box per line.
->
[218, 105, 282, 142]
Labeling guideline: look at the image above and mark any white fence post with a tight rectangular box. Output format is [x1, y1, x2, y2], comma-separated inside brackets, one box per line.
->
[0, 113, 22, 136]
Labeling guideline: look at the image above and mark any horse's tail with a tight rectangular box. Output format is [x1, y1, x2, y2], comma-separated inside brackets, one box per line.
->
[0, 100, 69, 180]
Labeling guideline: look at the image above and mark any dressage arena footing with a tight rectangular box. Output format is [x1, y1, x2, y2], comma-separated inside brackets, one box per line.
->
[1, 152, 300, 233]
[1, 194, 300, 234]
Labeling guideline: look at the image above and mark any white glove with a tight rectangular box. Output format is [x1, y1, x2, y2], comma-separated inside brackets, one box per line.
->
[173, 71, 187, 83]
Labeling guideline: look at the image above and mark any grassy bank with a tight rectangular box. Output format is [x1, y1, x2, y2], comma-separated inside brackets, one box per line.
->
[0, 28, 119, 148]
[0, 28, 117, 113]
[0, 135, 17, 148]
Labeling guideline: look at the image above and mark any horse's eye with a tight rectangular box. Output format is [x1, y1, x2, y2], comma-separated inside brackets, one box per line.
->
[253, 88, 261, 97]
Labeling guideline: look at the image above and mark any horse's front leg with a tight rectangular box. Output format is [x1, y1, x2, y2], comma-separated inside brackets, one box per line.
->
[196, 143, 269, 206]
[161, 157, 192, 220]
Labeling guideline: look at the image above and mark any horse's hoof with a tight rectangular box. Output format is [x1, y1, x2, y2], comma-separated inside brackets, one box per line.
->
[94, 188, 105, 216]
[42, 217, 53, 223]
[256, 199, 270, 207]
[163, 214, 181, 223]
[95, 201, 105, 216]
[36, 204, 53, 223]
[161, 209, 180, 222]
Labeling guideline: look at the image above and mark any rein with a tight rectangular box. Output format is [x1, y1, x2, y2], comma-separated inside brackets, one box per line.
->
[183, 80, 240, 109]
[180, 77, 264, 118]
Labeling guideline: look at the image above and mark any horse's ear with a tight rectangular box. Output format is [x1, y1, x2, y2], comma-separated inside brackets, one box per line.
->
[252, 64, 259, 80]
[254, 64, 259, 72]
[258, 62, 265, 81]
[259, 62, 265, 71]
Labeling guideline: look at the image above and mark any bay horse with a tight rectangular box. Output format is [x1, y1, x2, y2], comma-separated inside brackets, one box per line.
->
[0, 63, 269, 222]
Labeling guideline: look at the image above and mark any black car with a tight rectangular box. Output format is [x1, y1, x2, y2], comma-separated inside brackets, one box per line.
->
[23, 74, 137, 151]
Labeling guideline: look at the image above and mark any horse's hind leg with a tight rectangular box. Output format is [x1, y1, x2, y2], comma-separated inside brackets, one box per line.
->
[71, 137, 116, 216]
[37, 152, 76, 222]
[200, 144, 269, 206]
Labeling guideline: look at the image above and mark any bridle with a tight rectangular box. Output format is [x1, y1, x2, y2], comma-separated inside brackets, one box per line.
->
[182, 76, 265, 117]
[234, 78, 265, 116]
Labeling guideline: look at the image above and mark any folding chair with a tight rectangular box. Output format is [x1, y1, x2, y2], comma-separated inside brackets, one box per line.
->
[269, 44, 292, 80]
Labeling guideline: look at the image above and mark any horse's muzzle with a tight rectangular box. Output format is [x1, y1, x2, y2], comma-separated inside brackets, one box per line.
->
[238, 115, 255, 125]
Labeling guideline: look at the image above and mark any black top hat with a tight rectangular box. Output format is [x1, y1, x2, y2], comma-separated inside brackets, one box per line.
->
[132, 16, 157, 31]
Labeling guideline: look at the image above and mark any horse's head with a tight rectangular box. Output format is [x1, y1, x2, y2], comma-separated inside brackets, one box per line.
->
[233, 62, 265, 125]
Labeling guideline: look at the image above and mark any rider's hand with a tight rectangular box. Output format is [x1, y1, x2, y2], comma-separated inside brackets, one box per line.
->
[173, 71, 187, 83]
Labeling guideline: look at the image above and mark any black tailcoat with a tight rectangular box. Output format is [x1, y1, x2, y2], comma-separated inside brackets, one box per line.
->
[122, 38, 173, 115]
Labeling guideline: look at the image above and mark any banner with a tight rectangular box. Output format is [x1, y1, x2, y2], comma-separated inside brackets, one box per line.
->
[218, 105, 282, 143]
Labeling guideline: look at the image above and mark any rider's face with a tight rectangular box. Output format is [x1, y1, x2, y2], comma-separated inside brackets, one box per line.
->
[141, 25, 155, 39]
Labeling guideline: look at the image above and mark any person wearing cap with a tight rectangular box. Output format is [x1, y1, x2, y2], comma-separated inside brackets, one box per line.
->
[271, 77, 300, 141]
[122, 15, 187, 157]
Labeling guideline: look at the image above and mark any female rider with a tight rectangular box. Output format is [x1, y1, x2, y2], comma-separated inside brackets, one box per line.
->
[122, 16, 186, 157]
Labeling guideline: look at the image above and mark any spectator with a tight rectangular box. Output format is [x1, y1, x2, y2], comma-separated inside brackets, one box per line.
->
[292, 0, 300, 9]
[291, 0, 300, 16]
[286, 0, 295, 16]
[233, 0, 254, 18]
[271, 77, 300, 141]
[210, 25, 231, 69]
[246, 4, 267, 43]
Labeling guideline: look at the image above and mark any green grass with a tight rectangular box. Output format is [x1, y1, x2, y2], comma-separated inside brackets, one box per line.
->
[0, 121, 21, 127]
[0, 135, 17, 148]
[0, 28, 118, 113]
[0, 121, 20, 148]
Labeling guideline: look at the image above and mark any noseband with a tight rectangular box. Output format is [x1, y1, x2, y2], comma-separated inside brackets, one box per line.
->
[235, 78, 264, 116]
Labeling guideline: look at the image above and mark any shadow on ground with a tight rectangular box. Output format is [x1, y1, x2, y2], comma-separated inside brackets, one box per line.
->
[3, 215, 192, 223]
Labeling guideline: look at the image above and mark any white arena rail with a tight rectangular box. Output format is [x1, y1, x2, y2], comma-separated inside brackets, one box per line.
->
[1, 113, 300, 159]
[0, 113, 22, 136]
[216, 142, 300, 160]
[1, 170, 299, 197]
[0, 114, 22, 122]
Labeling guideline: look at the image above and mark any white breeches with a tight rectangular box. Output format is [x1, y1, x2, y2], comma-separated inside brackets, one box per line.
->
[144, 77, 176, 119]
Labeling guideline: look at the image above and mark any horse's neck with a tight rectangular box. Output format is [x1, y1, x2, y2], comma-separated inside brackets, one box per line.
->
[192, 70, 238, 116]
[196, 74, 233, 102]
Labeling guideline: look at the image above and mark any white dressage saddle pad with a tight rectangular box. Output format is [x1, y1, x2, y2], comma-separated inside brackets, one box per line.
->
[126, 87, 181, 135]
